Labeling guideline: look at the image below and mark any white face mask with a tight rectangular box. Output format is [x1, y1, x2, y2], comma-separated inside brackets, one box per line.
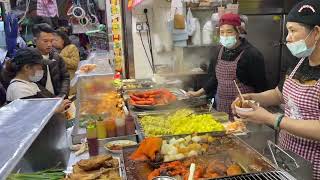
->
[220, 36, 237, 49]
[29, 70, 44, 82]
[286, 30, 316, 58]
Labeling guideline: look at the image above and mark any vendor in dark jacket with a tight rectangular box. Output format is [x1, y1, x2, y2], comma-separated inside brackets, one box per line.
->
[32, 23, 70, 97]
[188, 13, 267, 120]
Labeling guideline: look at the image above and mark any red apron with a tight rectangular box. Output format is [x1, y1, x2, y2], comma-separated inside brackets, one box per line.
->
[215, 47, 254, 120]
[280, 57, 320, 179]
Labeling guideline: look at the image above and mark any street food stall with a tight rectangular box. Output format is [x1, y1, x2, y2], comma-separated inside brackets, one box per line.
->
[0, 72, 313, 180]
[0, 42, 313, 179]
[0, 0, 316, 180]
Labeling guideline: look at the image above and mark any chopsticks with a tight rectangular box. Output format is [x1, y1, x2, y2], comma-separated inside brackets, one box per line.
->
[233, 80, 245, 102]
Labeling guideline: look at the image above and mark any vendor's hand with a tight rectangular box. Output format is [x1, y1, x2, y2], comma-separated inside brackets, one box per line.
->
[55, 99, 71, 113]
[231, 93, 255, 115]
[187, 91, 200, 97]
[236, 101, 276, 125]
[63, 99, 71, 110]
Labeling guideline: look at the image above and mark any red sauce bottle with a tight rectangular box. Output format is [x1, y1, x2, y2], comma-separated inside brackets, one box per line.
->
[86, 122, 98, 156]
[125, 114, 135, 135]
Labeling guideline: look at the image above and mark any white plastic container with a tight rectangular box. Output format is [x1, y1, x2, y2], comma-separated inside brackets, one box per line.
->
[235, 100, 260, 114]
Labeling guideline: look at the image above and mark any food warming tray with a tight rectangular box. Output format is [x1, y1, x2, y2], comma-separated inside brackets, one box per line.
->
[124, 88, 208, 111]
[120, 134, 296, 180]
[133, 111, 226, 140]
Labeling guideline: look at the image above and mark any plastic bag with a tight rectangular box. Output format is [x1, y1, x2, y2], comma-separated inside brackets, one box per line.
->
[211, 13, 220, 28]
[202, 21, 213, 45]
[186, 8, 196, 36]
[37, 0, 59, 17]
[4, 13, 18, 57]
[191, 18, 201, 45]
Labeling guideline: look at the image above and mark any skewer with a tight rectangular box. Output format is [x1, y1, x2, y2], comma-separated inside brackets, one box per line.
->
[233, 80, 245, 102]
[188, 163, 196, 180]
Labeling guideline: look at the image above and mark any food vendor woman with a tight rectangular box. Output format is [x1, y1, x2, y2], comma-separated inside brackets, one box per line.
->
[232, 0, 320, 178]
[188, 13, 267, 119]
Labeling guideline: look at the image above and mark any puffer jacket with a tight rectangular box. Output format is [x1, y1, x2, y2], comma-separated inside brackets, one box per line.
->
[60, 44, 80, 80]
[38, 52, 70, 97]
[59, 44, 80, 95]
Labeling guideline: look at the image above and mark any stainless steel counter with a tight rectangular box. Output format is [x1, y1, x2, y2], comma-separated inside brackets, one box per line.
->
[239, 123, 312, 180]
[0, 99, 69, 179]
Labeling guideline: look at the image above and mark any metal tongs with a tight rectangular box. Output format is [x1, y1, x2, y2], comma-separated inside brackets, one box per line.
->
[267, 140, 299, 171]
[209, 98, 215, 112]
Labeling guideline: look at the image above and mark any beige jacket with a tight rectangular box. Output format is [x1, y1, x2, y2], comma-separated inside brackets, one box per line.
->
[60, 44, 80, 95]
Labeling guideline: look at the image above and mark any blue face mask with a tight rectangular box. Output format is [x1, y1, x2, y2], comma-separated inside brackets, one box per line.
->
[220, 36, 237, 49]
[286, 30, 315, 58]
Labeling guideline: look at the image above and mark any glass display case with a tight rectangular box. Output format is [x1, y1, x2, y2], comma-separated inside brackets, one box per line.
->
[77, 74, 117, 116]
[73, 74, 119, 143]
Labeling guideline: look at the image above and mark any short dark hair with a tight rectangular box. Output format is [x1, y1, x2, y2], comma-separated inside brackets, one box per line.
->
[55, 29, 71, 47]
[32, 23, 55, 37]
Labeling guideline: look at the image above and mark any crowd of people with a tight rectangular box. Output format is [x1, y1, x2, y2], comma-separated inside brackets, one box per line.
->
[0, 23, 80, 110]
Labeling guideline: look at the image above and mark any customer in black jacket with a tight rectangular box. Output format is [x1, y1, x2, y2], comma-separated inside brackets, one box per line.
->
[32, 23, 70, 97]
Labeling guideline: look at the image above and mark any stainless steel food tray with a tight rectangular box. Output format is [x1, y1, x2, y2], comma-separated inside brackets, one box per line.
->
[133, 112, 226, 140]
[124, 89, 208, 112]
[122, 79, 155, 90]
[120, 134, 295, 180]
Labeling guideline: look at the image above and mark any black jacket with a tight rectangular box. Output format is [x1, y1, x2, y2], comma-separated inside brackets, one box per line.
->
[203, 38, 268, 96]
[38, 52, 70, 97]
[0, 68, 15, 90]
[0, 81, 6, 106]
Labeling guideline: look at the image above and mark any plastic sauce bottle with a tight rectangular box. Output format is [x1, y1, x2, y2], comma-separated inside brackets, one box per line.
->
[115, 116, 125, 136]
[96, 117, 107, 139]
[105, 118, 117, 137]
[86, 122, 98, 156]
[125, 114, 135, 135]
